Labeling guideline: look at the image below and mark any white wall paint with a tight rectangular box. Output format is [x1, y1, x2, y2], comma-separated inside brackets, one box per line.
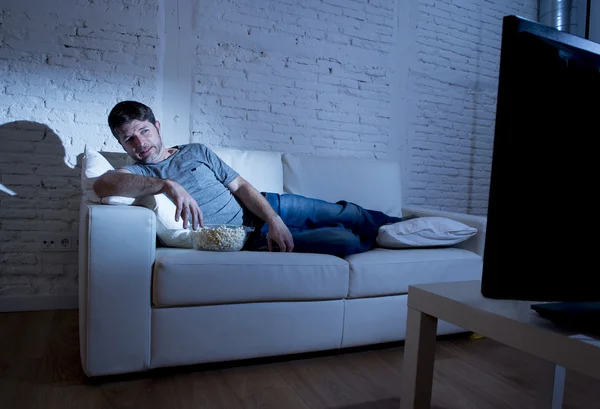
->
[159, 0, 194, 147]
[190, 0, 398, 159]
[0, 0, 541, 299]
[404, 0, 538, 214]
[0, 0, 160, 297]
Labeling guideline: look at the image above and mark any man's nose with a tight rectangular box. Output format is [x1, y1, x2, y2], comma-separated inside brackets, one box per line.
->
[132, 135, 144, 147]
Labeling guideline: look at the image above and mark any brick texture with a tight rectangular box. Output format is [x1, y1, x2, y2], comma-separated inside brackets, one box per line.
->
[191, 0, 397, 159]
[0, 0, 159, 296]
[0, 0, 540, 297]
[406, 0, 537, 213]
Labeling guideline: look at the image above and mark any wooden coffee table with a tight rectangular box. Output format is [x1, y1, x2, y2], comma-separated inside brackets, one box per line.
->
[400, 280, 600, 409]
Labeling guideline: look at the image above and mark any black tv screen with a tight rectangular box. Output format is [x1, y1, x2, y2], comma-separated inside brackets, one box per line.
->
[481, 15, 600, 301]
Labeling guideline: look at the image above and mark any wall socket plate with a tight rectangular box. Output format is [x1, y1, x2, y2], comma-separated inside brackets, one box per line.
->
[40, 233, 78, 252]
[40, 235, 57, 250]
[58, 236, 72, 250]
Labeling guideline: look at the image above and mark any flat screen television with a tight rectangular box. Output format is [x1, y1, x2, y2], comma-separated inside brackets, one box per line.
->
[481, 15, 600, 302]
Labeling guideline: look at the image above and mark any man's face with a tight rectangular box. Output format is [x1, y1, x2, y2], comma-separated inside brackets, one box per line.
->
[114, 119, 165, 163]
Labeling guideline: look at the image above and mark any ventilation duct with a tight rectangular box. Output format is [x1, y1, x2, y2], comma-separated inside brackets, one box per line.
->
[539, 0, 574, 31]
[538, 0, 591, 38]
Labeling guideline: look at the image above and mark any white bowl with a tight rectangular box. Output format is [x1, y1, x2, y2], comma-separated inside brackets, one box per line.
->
[191, 224, 255, 252]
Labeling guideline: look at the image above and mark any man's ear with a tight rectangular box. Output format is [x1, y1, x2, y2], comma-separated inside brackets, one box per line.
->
[154, 120, 161, 134]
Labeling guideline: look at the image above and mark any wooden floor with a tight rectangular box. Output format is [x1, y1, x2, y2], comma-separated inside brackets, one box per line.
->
[0, 310, 599, 409]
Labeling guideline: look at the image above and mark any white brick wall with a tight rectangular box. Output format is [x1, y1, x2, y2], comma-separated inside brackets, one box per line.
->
[0, 0, 541, 299]
[405, 0, 538, 214]
[0, 0, 160, 296]
[190, 0, 398, 159]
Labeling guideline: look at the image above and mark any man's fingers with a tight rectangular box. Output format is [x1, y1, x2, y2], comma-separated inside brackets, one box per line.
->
[266, 228, 294, 252]
[267, 236, 287, 252]
[277, 237, 287, 252]
[175, 204, 182, 222]
[168, 184, 200, 229]
[198, 208, 204, 228]
[191, 207, 203, 230]
[190, 209, 199, 231]
[182, 206, 190, 229]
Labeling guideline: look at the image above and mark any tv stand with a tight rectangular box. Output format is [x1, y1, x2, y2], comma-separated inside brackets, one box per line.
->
[400, 280, 600, 409]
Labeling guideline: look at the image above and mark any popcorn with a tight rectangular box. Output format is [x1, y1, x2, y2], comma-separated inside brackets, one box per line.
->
[192, 224, 249, 251]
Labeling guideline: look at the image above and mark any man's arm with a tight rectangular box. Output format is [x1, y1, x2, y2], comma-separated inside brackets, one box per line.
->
[94, 168, 164, 198]
[93, 169, 204, 229]
[227, 176, 294, 252]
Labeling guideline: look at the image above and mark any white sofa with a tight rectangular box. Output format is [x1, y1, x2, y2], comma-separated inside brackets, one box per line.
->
[78, 147, 486, 377]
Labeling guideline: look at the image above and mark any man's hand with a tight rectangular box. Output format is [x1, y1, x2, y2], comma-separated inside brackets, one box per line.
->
[93, 170, 203, 230]
[267, 216, 294, 252]
[227, 176, 294, 252]
[161, 179, 204, 230]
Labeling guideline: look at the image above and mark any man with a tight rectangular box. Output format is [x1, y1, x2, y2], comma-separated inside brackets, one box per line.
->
[94, 100, 402, 257]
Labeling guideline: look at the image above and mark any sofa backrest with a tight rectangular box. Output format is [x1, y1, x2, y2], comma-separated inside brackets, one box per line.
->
[99, 151, 134, 169]
[212, 147, 284, 194]
[97, 146, 285, 194]
[282, 153, 403, 218]
[99, 147, 403, 217]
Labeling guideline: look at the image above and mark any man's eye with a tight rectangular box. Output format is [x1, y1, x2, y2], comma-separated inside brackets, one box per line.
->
[141, 129, 148, 134]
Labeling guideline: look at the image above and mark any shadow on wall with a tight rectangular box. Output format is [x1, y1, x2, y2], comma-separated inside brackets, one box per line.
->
[0, 121, 81, 296]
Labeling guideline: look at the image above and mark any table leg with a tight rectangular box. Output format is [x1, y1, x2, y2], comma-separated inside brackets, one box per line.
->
[400, 306, 439, 409]
[536, 361, 566, 409]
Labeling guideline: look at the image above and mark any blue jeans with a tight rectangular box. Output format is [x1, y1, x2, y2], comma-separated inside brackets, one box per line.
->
[243, 193, 403, 257]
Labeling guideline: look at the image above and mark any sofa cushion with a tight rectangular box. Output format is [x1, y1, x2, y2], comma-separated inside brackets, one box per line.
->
[152, 249, 349, 307]
[345, 248, 482, 298]
[79, 147, 195, 248]
[81, 146, 135, 205]
[376, 217, 478, 248]
[282, 153, 403, 217]
[211, 147, 284, 194]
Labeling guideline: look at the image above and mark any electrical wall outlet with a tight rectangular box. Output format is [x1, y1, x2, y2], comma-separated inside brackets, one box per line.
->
[58, 235, 72, 250]
[40, 232, 78, 251]
[40, 236, 57, 250]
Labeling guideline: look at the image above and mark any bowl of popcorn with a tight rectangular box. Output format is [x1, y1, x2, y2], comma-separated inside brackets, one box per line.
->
[191, 224, 255, 252]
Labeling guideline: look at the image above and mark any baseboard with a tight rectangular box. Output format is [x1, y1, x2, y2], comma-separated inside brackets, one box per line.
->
[0, 294, 78, 312]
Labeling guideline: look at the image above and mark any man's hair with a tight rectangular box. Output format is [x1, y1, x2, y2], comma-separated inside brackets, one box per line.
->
[108, 100, 157, 139]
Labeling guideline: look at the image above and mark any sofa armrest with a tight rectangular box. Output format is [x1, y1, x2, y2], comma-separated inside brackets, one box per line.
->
[78, 198, 156, 376]
[401, 205, 487, 257]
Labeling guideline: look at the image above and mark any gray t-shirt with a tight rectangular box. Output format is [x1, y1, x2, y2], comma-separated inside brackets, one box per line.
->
[123, 143, 245, 226]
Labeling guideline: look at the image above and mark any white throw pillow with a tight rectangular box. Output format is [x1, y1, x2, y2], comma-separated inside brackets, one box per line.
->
[376, 217, 477, 248]
[81, 146, 193, 248]
[81, 146, 135, 205]
[140, 193, 194, 249]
